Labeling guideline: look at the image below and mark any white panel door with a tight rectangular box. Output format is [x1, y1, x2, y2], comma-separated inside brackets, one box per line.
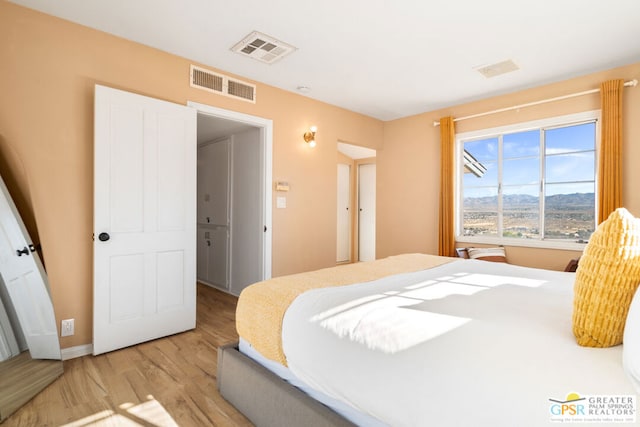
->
[0, 176, 60, 360]
[94, 85, 196, 355]
[196, 228, 209, 282]
[198, 140, 230, 227]
[197, 148, 214, 225]
[337, 164, 351, 263]
[208, 227, 229, 289]
[230, 129, 262, 296]
[358, 164, 376, 262]
[196, 226, 229, 290]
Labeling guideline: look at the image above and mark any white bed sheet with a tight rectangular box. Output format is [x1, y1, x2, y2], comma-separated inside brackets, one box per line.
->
[281, 259, 635, 427]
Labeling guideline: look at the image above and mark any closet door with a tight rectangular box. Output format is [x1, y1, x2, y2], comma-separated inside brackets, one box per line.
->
[337, 163, 351, 263]
[208, 227, 229, 289]
[358, 164, 376, 262]
[198, 139, 230, 227]
[196, 228, 209, 282]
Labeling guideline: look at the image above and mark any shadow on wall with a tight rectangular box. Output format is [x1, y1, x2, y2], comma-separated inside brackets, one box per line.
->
[0, 134, 41, 262]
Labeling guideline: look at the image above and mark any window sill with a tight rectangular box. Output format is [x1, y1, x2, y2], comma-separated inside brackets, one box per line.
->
[456, 236, 587, 251]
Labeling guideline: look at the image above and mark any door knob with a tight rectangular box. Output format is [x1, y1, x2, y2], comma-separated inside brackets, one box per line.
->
[98, 232, 110, 242]
[16, 247, 29, 257]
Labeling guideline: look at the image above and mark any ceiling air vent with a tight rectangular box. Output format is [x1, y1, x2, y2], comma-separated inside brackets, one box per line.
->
[231, 31, 297, 64]
[475, 59, 519, 78]
[190, 65, 256, 103]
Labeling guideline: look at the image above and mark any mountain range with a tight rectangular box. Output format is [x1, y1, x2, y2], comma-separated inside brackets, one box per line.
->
[464, 192, 594, 211]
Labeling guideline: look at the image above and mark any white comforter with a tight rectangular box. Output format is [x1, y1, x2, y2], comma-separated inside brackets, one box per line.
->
[282, 259, 635, 427]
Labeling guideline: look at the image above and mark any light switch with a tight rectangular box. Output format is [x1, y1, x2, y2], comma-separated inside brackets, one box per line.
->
[276, 196, 287, 209]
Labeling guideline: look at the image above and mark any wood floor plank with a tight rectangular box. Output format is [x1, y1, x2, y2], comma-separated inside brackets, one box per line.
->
[2, 284, 252, 427]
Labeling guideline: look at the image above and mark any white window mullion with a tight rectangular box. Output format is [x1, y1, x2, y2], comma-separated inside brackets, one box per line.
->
[593, 117, 601, 230]
[497, 134, 503, 238]
[540, 129, 546, 240]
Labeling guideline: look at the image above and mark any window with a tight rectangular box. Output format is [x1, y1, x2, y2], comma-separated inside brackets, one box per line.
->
[457, 111, 598, 249]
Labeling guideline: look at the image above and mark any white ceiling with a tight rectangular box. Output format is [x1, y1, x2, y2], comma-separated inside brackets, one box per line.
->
[11, 0, 640, 121]
[338, 143, 376, 160]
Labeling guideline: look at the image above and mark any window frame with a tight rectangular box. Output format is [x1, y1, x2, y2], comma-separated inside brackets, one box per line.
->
[455, 110, 600, 251]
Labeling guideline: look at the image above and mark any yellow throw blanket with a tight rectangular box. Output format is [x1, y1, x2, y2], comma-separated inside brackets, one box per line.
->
[236, 253, 455, 366]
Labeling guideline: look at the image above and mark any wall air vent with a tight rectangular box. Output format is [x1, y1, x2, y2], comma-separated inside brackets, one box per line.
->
[227, 78, 255, 102]
[192, 67, 224, 93]
[231, 31, 297, 64]
[190, 65, 256, 103]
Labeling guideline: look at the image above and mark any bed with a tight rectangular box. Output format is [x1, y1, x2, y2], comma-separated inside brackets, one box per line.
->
[218, 249, 639, 427]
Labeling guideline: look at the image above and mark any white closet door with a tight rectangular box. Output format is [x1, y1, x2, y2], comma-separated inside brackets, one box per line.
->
[93, 85, 196, 355]
[229, 129, 262, 295]
[208, 227, 229, 289]
[196, 227, 228, 289]
[358, 164, 376, 262]
[199, 139, 230, 227]
[337, 164, 351, 263]
[196, 229, 209, 282]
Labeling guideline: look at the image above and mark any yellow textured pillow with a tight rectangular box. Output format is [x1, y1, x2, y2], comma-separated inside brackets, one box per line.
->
[573, 208, 640, 347]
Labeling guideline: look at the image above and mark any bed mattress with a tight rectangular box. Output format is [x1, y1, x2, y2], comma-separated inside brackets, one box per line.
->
[238, 257, 635, 426]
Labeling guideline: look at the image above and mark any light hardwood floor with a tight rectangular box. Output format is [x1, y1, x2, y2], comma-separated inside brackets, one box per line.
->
[3, 284, 252, 427]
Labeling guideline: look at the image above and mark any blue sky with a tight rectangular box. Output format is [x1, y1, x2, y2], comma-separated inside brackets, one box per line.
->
[463, 122, 595, 198]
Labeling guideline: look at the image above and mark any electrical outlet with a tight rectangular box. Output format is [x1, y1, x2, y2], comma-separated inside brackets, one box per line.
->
[61, 319, 74, 337]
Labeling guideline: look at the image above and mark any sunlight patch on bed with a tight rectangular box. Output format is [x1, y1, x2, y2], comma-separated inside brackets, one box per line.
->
[447, 272, 547, 288]
[404, 279, 438, 289]
[310, 294, 387, 322]
[396, 281, 486, 300]
[313, 298, 469, 354]
[308, 270, 547, 354]
[311, 290, 472, 354]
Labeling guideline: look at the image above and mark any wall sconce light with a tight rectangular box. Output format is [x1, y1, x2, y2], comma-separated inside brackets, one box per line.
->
[303, 126, 317, 147]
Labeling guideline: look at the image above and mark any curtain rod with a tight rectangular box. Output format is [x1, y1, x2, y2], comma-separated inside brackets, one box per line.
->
[433, 79, 638, 127]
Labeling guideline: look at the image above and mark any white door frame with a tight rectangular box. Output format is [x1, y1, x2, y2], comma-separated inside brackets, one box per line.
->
[337, 163, 351, 263]
[187, 101, 272, 281]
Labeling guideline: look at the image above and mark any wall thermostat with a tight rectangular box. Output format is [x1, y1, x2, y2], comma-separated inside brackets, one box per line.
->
[275, 181, 290, 192]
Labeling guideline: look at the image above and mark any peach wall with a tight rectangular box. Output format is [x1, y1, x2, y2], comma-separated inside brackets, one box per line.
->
[378, 62, 640, 271]
[0, 2, 382, 348]
[2, 1, 639, 351]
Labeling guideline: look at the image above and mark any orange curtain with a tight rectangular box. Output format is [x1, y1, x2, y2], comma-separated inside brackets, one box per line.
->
[438, 117, 456, 257]
[598, 79, 624, 224]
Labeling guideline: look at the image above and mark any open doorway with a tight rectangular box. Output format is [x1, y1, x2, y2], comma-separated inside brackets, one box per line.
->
[337, 142, 376, 263]
[189, 102, 273, 296]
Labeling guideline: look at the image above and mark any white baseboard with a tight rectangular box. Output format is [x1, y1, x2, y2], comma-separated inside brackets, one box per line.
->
[61, 344, 93, 360]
